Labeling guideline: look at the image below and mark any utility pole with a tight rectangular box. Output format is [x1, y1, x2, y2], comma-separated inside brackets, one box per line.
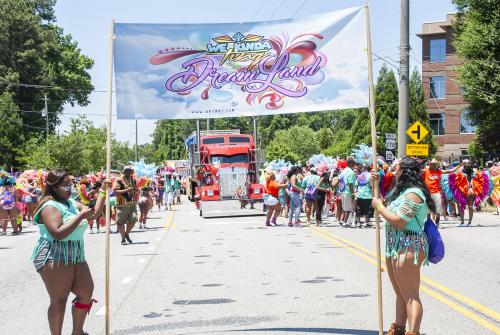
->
[398, 0, 410, 158]
[135, 120, 138, 161]
[206, 118, 210, 133]
[43, 94, 49, 140]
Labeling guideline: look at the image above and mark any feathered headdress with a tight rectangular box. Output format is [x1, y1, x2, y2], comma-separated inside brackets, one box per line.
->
[130, 159, 158, 178]
[351, 144, 373, 165]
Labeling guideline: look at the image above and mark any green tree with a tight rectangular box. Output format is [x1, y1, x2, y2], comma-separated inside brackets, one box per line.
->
[409, 67, 437, 155]
[322, 129, 352, 157]
[0, 0, 93, 168]
[265, 126, 319, 163]
[453, 0, 500, 154]
[374, 65, 399, 153]
[0, 92, 24, 169]
[317, 128, 334, 150]
[18, 116, 143, 174]
[151, 120, 195, 161]
[348, 107, 371, 150]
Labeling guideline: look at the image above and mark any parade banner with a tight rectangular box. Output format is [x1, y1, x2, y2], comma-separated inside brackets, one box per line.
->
[113, 6, 368, 119]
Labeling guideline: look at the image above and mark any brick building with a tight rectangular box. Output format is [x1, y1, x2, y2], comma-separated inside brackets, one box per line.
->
[417, 14, 476, 161]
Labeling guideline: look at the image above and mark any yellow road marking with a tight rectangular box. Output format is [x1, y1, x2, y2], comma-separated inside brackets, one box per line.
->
[163, 211, 174, 230]
[421, 286, 500, 334]
[311, 226, 500, 323]
[309, 226, 500, 333]
[310, 228, 385, 270]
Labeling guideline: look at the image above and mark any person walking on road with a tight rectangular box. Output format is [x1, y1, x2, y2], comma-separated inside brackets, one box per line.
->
[315, 170, 331, 226]
[138, 185, 153, 229]
[0, 174, 19, 235]
[303, 168, 320, 225]
[338, 157, 356, 227]
[422, 159, 461, 227]
[263, 171, 287, 226]
[371, 157, 436, 335]
[163, 173, 175, 211]
[114, 166, 138, 245]
[287, 166, 303, 227]
[355, 164, 373, 228]
[32, 170, 108, 335]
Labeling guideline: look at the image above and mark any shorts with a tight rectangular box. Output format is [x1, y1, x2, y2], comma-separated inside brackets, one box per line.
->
[340, 193, 354, 212]
[174, 189, 181, 197]
[357, 198, 373, 217]
[431, 193, 443, 215]
[164, 192, 174, 205]
[264, 194, 279, 206]
[116, 205, 137, 225]
[33, 238, 85, 272]
[278, 194, 287, 206]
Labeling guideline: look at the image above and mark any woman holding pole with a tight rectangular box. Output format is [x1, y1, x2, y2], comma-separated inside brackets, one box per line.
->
[371, 157, 435, 335]
[32, 170, 109, 335]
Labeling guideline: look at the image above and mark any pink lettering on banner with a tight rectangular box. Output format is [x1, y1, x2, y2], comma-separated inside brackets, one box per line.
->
[150, 32, 327, 110]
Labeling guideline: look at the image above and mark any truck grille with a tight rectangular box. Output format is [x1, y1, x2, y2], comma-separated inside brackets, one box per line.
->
[218, 167, 248, 199]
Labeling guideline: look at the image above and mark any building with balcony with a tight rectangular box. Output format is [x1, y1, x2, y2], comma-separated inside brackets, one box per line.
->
[417, 14, 476, 161]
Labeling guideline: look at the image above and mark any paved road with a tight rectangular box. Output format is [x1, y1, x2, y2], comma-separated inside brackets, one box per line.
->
[1, 198, 499, 335]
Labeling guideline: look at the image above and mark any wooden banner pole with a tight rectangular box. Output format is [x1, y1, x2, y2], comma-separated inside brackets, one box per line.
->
[104, 18, 115, 335]
[364, 4, 384, 335]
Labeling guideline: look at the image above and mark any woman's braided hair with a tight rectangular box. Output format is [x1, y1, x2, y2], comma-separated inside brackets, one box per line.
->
[34, 170, 69, 219]
[385, 157, 436, 214]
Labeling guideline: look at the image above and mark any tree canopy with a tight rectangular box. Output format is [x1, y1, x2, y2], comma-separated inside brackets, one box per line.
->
[0, 0, 94, 169]
[453, 0, 500, 155]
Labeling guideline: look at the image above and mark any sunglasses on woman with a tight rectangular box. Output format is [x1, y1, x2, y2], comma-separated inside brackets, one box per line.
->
[58, 184, 73, 192]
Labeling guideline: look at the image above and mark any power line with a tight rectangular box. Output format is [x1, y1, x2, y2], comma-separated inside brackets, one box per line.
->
[269, 0, 286, 20]
[0, 80, 110, 93]
[250, 0, 268, 20]
[291, 0, 309, 18]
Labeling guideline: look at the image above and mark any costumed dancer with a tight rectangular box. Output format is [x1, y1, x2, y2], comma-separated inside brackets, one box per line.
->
[422, 159, 462, 227]
[491, 164, 500, 215]
[77, 178, 97, 233]
[138, 181, 153, 229]
[351, 144, 375, 228]
[32, 170, 110, 335]
[446, 160, 491, 225]
[0, 171, 19, 235]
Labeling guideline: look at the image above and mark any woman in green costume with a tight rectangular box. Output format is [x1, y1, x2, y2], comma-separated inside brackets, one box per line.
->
[32, 170, 109, 335]
[371, 157, 436, 335]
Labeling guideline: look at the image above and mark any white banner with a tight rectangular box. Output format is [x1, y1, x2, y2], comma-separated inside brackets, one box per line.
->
[114, 6, 368, 119]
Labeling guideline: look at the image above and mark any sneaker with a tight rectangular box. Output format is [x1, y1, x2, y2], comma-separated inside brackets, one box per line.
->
[139, 224, 143, 229]
[125, 234, 133, 244]
[271, 218, 278, 226]
[288, 222, 293, 227]
[265, 220, 272, 227]
[121, 239, 127, 245]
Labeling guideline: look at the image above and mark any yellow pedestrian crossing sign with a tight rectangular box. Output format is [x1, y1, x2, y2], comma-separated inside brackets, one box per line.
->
[406, 121, 429, 144]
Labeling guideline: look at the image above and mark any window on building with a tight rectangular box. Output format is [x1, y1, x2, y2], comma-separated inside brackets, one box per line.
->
[430, 39, 446, 63]
[429, 113, 445, 135]
[460, 109, 477, 134]
[430, 76, 446, 99]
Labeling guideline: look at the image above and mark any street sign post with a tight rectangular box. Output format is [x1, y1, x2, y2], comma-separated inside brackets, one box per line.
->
[406, 121, 429, 144]
[406, 144, 429, 156]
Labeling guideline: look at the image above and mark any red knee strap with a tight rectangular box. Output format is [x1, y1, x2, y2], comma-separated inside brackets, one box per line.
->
[72, 298, 98, 314]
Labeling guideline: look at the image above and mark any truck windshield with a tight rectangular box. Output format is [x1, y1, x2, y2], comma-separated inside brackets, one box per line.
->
[210, 154, 249, 164]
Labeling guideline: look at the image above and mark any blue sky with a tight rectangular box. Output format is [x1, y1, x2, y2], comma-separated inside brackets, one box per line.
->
[54, 0, 456, 145]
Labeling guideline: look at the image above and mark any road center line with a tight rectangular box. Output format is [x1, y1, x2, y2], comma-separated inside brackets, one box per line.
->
[311, 226, 500, 323]
[310, 226, 500, 334]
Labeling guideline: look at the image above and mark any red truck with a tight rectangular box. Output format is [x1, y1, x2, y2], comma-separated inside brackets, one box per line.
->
[185, 129, 264, 217]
